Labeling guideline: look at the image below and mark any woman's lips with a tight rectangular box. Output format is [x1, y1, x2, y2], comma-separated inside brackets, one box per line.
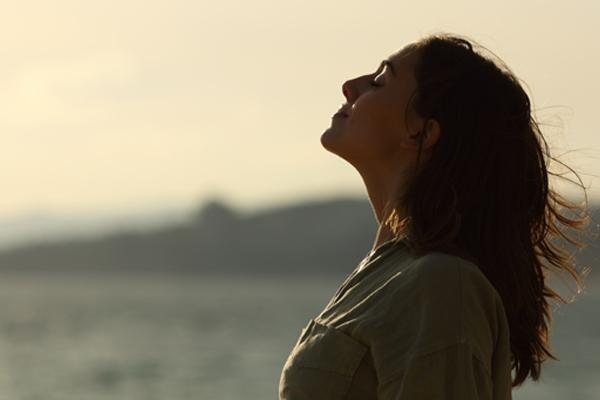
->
[332, 112, 348, 118]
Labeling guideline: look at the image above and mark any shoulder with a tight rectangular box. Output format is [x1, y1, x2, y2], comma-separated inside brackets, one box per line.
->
[370, 251, 510, 385]
[388, 251, 505, 340]
[406, 251, 501, 304]
[408, 251, 507, 348]
[409, 251, 479, 279]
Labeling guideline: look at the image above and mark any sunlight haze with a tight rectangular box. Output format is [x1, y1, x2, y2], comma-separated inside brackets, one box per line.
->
[0, 0, 598, 220]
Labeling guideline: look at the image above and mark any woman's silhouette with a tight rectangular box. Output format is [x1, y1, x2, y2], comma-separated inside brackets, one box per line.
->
[279, 32, 595, 399]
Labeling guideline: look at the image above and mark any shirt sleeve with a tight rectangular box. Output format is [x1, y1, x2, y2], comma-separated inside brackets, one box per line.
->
[376, 340, 493, 400]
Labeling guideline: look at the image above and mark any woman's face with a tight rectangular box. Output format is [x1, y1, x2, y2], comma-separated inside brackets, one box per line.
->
[321, 44, 435, 170]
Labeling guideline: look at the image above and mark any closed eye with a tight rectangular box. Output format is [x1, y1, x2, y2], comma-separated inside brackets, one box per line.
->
[368, 60, 388, 88]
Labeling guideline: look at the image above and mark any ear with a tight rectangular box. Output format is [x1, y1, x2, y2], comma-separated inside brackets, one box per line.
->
[408, 118, 441, 151]
[421, 118, 441, 150]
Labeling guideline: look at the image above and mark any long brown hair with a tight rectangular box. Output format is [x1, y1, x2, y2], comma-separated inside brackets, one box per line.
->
[385, 32, 597, 387]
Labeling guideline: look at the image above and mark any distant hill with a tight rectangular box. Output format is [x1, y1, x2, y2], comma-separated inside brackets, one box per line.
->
[0, 197, 597, 289]
[0, 197, 380, 277]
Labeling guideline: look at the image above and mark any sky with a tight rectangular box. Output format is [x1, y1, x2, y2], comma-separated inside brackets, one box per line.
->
[0, 0, 598, 222]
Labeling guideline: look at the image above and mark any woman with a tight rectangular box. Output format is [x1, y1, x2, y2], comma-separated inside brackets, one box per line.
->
[278, 32, 594, 399]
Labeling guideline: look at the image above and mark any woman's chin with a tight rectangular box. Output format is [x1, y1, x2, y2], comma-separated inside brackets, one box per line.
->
[320, 126, 341, 151]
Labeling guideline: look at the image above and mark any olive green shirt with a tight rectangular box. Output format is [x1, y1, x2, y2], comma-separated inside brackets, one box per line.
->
[279, 238, 513, 399]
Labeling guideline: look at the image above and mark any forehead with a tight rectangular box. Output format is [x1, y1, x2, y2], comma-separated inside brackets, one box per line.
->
[387, 43, 420, 74]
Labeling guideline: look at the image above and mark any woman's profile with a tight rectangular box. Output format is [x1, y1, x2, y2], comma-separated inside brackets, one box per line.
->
[278, 32, 595, 399]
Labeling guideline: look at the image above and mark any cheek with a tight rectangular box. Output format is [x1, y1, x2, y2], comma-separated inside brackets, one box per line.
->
[347, 96, 404, 148]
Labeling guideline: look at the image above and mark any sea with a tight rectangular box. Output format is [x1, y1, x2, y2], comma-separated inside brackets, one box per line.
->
[0, 273, 596, 400]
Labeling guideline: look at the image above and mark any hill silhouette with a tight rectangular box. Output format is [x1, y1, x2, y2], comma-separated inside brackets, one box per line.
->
[0, 197, 597, 286]
[0, 197, 379, 277]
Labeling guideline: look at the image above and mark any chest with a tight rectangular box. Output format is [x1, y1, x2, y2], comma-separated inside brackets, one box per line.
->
[278, 318, 378, 400]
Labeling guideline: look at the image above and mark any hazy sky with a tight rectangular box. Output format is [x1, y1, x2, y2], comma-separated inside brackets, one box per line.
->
[0, 0, 598, 218]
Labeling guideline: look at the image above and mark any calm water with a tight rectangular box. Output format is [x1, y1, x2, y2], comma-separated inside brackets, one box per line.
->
[0, 273, 596, 399]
